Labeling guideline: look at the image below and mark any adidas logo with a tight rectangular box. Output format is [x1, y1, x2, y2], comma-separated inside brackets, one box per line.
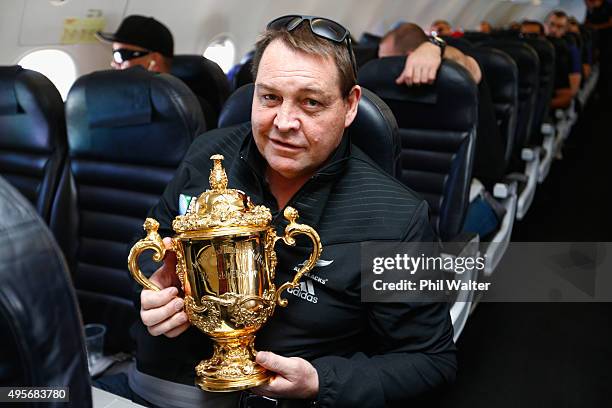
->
[287, 280, 318, 304]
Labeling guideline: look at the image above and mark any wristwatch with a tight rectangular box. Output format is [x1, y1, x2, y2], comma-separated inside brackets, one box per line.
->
[428, 35, 446, 57]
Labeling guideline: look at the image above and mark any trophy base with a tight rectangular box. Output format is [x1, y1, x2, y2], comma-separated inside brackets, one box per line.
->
[195, 334, 271, 392]
[196, 370, 271, 392]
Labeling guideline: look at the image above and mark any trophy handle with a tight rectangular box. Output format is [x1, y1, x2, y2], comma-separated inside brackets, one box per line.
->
[127, 218, 168, 292]
[274, 207, 322, 307]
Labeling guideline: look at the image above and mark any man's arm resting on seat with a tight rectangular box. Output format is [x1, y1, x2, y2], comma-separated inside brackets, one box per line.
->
[396, 42, 482, 86]
[569, 73, 581, 97]
[551, 88, 573, 109]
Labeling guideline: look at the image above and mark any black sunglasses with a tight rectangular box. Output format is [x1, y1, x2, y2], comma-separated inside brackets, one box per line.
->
[266, 15, 357, 76]
[113, 49, 151, 64]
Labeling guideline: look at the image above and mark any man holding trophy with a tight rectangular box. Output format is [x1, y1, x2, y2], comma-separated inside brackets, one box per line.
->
[99, 15, 457, 408]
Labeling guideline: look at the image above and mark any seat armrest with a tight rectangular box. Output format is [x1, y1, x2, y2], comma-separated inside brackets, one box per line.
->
[541, 123, 554, 136]
[469, 178, 485, 202]
[493, 179, 517, 199]
[521, 146, 541, 162]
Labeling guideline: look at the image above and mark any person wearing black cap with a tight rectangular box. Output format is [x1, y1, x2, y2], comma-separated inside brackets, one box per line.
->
[97, 15, 174, 73]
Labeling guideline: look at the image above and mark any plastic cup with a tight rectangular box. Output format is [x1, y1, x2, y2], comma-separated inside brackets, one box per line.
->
[84, 323, 106, 374]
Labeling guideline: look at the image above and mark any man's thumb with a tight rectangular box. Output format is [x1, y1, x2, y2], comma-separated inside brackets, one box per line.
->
[256, 351, 289, 376]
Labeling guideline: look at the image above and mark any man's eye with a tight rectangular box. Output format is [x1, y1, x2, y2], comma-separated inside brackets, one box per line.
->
[304, 99, 320, 107]
[263, 94, 279, 102]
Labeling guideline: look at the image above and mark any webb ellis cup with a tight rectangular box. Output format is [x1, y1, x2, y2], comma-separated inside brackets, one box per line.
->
[127, 155, 322, 392]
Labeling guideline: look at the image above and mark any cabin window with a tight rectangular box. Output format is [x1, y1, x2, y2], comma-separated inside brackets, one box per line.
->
[203, 36, 235, 73]
[17, 49, 76, 101]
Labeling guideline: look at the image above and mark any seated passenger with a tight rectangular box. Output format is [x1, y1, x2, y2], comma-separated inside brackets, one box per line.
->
[379, 23, 504, 240]
[480, 21, 493, 34]
[520, 20, 546, 37]
[97, 15, 218, 128]
[97, 15, 173, 73]
[546, 10, 582, 108]
[430, 19, 454, 36]
[378, 22, 482, 84]
[95, 15, 456, 408]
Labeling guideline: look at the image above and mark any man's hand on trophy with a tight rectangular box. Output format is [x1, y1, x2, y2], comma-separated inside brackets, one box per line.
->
[140, 237, 190, 338]
[251, 351, 319, 400]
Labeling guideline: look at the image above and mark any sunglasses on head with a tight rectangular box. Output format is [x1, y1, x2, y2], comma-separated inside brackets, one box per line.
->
[266, 15, 357, 76]
[113, 49, 151, 64]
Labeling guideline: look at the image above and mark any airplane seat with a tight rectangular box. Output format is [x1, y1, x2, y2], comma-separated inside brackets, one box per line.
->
[57, 67, 206, 353]
[228, 51, 255, 92]
[358, 32, 381, 47]
[0, 176, 91, 405]
[170, 55, 231, 128]
[484, 40, 540, 220]
[461, 31, 491, 46]
[471, 47, 519, 169]
[521, 37, 557, 183]
[358, 57, 479, 339]
[358, 58, 477, 242]
[353, 45, 379, 69]
[0, 65, 66, 223]
[217, 83, 401, 178]
[521, 37, 556, 144]
[456, 47, 520, 276]
[441, 36, 474, 53]
[232, 60, 254, 90]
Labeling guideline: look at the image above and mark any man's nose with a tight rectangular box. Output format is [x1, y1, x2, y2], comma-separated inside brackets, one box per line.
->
[273, 103, 300, 132]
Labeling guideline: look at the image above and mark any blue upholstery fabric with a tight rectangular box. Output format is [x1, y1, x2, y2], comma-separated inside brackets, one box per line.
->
[358, 57, 478, 241]
[0, 176, 91, 406]
[0, 65, 67, 222]
[57, 66, 206, 352]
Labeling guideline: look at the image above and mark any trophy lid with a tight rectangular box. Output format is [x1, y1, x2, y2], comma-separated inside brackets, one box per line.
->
[172, 155, 272, 234]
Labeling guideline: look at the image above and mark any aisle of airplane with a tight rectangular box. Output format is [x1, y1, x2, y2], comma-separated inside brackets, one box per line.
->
[1, 0, 611, 406]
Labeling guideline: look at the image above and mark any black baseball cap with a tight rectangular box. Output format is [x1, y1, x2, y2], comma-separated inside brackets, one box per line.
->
[96, 15, 174, 58]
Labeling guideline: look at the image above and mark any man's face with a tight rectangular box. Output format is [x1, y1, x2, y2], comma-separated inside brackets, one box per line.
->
[111, 42, 154, 70]
[252, 39, 360, 180]
[546, 15, 568, 38]
[430, 23, 452, 36]
[568, 22, 580, 34]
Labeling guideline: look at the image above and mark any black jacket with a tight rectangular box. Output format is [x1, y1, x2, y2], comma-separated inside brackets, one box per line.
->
[132, 123, 457, 407]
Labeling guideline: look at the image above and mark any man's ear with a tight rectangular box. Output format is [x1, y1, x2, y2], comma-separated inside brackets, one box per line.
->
[148, 53, 162, 72]
[344, 85, 362, 128]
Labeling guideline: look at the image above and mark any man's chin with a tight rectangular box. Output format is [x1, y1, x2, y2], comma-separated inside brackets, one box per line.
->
[267, 160, 313, 181]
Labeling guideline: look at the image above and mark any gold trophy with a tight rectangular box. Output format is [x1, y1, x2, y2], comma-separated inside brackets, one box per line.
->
[127, 155, 322, 392]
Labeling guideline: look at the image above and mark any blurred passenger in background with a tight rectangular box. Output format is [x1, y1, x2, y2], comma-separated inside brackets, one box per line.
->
[520, 20, 546, 36]
[379, 22, 481, 84]
[480, 21, 493, 33]
[509, 21, 522, 31]
[430, 19, 453, 36]
[545, 11, 582, 108]
[97, 15, 173, 73]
